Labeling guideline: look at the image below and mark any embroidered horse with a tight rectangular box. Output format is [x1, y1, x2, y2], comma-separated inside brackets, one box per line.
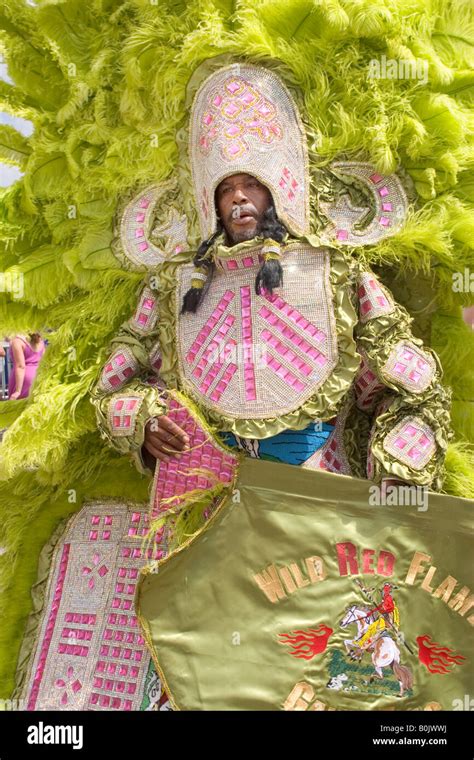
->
[340, 605, 413, 697]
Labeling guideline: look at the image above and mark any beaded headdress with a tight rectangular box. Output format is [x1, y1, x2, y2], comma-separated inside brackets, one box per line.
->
[113, 62, 409, 273]
[189, 62, 311, 241]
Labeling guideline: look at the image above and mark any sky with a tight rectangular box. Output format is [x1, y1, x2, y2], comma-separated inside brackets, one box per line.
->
[0, 59, 34, 188]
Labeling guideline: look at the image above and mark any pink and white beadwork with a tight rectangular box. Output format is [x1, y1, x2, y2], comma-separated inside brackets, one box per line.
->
[151, 394, 238, 519]
[109, 395, 142, 437]
[357, 272, 395, 323]
[354, 350, 386, 412]
[148, 340, 163, 376]
[190, 63, 310, 240]
[177, 243, 340, 421]
[130, 286, 158, 336]
[98, 346, 140, 394]
[319, 161, 408, 246]
[383, 416, 436, 471]
[21, 501, 164, 711]
[216, 251, 263, 272]
[382, 341, 436, 393]
[117, 183, 188, 270]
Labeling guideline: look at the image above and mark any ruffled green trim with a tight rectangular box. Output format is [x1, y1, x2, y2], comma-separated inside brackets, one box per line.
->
[351, 261, 453, 488]
[157, 236, 361, 438]
[153, 252, 190, 389]
[108, 334, 154, 369]
[343, 398, 370, 479]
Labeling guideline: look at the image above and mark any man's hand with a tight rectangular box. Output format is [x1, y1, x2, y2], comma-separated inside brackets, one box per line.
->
[143, 415, 190, 462]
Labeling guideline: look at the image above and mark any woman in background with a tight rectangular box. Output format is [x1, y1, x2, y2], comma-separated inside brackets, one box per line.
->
[8, 333, 45, 400]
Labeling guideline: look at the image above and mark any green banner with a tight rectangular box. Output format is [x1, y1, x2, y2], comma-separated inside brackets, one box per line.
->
[136, 459, 474, 711]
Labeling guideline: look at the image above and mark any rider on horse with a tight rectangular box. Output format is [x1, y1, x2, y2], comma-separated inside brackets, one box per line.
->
[356, 584, 400, 651]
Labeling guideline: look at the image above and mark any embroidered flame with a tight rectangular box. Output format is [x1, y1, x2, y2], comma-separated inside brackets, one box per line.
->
[278, 624, 333, 660]
[416, 635, 466, 674]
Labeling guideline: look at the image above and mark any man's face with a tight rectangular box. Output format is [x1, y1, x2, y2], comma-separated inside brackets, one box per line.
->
[215, 173, 272, 245]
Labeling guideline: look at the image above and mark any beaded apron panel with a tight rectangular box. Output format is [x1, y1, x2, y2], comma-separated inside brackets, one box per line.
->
[21, 397, 238, 711]
[21, 501, 164, 711]
[177, 244, 339, 420]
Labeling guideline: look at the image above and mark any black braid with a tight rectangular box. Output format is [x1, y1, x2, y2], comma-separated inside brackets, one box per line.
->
[255, 206, 287, 295]
[181, 206, 287, 312]
[180, 224, 223, 314]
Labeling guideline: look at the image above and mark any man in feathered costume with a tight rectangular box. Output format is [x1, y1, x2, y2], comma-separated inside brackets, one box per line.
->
[0, 0, 472, 713]
[91, 61, 451, 495]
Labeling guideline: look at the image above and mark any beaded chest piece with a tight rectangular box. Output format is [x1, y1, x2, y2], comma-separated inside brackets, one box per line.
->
[176, 242, 341, 420]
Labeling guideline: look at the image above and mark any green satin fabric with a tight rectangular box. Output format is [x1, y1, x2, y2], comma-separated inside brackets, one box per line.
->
[136, 457, 474, 711]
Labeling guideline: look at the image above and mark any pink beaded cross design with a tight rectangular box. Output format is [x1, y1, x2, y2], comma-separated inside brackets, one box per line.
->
[54, 666, 82, 706]
[110, 396, 141, 436]
[383, 342, 435, 393]
[384, 418, 436, 470]
[278, 166, 300, 203]
[82, 551, 109, 591]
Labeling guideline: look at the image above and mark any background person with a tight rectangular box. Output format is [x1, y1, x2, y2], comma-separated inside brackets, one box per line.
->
[8, 333, 45, 400]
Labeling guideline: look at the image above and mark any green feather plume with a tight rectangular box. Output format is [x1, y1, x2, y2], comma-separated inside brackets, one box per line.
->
[0, 0, 473, 699]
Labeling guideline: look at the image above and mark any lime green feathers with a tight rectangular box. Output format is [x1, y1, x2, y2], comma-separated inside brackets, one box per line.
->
[0, 0, 473, 695]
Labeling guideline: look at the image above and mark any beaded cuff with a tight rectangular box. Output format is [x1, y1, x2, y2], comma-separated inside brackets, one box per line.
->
[97, 346, 140, 394]
[382, 341, 436, 394]
[383, 416, 436, 471]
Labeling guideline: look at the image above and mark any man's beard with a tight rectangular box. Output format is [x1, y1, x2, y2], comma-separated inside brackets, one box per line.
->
[225, 207, 269, 245]
[227, 225, 259, 244]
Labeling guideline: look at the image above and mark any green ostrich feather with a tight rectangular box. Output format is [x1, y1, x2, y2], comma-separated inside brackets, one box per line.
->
[0, 0, 473, 696]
